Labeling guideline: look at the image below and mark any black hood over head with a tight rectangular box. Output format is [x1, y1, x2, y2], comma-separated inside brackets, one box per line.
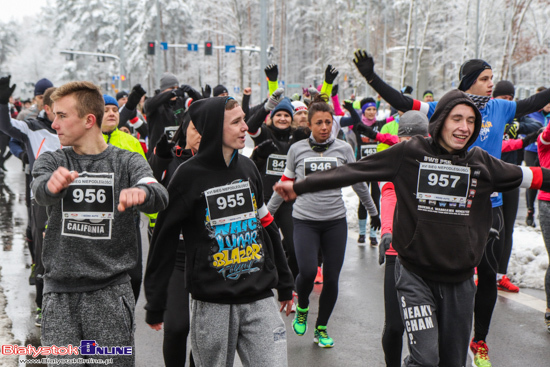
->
[428, 89, 482, 154]
[189, 96, 235, 168]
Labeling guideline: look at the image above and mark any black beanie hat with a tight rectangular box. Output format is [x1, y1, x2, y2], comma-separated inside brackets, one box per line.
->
[458, 59, 491, 92]
[116, 91, 129, 101]
[493, 80, 515, 98]
[213, 85, 228, 97]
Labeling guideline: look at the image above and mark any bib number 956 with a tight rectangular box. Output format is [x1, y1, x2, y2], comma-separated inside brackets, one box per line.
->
[73, 188, 107, 204]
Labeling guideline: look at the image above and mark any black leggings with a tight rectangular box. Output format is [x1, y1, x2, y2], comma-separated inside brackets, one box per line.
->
[357, 182, 381, 220]
[499, 188, 519, 274]
[382, 255, 404, 367]
[128, 217, 143, 301]
[474, 206, 504, 342]
[524, 150, 539, 212]
[163, 267, 194, 366]
[274, 201, 299, 280]
[293, 217, 347, 327]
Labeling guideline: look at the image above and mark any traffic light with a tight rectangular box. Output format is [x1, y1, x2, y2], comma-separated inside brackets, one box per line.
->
[147, 42, 155, 55]
[205, 41, 213, 56]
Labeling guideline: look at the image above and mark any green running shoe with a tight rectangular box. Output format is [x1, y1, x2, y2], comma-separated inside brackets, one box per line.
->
[292, 306, 309, 336]
[468, 339, 491, 367]
[314, 325, 334, 348]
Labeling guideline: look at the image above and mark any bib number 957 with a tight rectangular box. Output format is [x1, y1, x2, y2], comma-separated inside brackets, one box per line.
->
[427, 174, 461, 188]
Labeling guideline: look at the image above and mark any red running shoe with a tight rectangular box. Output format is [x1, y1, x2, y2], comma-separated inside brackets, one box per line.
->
[497, 275, 519, 293]
[314, 267, 323, 284]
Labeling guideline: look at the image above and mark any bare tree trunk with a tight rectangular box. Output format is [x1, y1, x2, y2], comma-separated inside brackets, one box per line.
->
[503, 0, 533, 81]
[415, 0, 432, 93]
[460, 0, 471, 64]
[400, 0, 415, 87]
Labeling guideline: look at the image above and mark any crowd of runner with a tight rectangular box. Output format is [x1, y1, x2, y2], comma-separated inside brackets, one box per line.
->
[0, 47, 550, 367]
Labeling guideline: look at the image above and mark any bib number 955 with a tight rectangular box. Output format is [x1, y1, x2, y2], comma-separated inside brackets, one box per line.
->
[216, 193, 245, 210]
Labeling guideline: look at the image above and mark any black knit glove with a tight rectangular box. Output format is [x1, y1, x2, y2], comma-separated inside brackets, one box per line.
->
[126, 84, 146, 111]
[379, 233, 392, 265]
[353, 50, 375, 82]
[356, 123, 378, 140]
[254, 139, 278, 159]
[155, 134, 174, 159]
[331, 84, 339, 97]
[503, 122, 519, 140]
[325, 64, 339, 84]
[370, 215, 381, 231]
[0, 76, 16, 105]
[171, 88, 185, 98]
[264, 64, 279, 82]
[180, 85, 202, 101]
[343, 99, 354, 113]
[521, 128, 543, 148]
[202, 84, 211, 98]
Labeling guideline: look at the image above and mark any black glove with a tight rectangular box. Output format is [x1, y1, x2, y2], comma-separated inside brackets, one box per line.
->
[324, 64, 339, 84]
[379, 233, 392, 265]
[292, 127, 310, 143]
[180, 85, 202, 101]
[0, 76, 16, 105]
[370, 215, 381, 231]
[343, 99, 354, 113]
[155, 134, 175, 159]
[488, 228, 500, 240]
[331, 84, 339, 97]
[254, 139, 278, 159]
[401, 86, 413, 95]
[353, 50, 375, 82]
[503, 122, 519, 140]
[126, 84, 146, 111]
[20, 151, 29, 165]
[521, 128, 543, 148]
[171, 88, 185, 98]
[202, 84, 211, 98]
[264, 64, 279, 82]
[356, 123, 378, 140]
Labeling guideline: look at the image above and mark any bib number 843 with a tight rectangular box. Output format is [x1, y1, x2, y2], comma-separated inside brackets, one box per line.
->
[217, 193, 245, 210]
[427, 173, 460, 188]
[73, 188, 107, 203]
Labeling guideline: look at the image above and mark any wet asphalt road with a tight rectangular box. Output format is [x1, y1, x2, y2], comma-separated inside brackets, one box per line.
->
[0, 156, 549, 367]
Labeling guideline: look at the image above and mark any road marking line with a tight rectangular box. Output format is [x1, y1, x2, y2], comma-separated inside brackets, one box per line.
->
[498, 291, 546, 313]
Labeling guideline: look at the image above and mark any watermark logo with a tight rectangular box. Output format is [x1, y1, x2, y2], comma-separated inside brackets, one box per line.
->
[79, 340, 132, 356]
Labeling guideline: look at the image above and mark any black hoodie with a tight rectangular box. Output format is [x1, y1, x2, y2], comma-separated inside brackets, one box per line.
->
[144, 97, 293, 316]
[293, 90, 550, 282]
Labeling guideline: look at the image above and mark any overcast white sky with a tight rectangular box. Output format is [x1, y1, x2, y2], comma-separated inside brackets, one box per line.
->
[0, 0, 45, 23]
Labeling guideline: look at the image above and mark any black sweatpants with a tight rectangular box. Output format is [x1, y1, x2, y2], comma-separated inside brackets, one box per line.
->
[274, 201, 299, 280]
[382, 255, 404, 367]
[357, 182, 381, 221]
[163, 266, 193, 366]
[395, 259, 476, 367]
[31, 200, 48, 309]
[524, 150, 539, 212]
[128, 216, 143, 301]
[474, 206, 504, 342]
[499, 188, 519, 274]
[293, 217, 347, 327]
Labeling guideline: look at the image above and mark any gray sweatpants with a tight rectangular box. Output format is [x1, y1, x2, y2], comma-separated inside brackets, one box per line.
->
[190, 297, 288, 367]
[41, 282, 135, 367]
[395, 259, 475, 367]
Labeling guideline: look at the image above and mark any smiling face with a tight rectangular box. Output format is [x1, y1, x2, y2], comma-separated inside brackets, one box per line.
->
[272, 110, 292, 130]
[308, 111, 333, 143]
[222, 105, 247, 153]
[466, 69, 494, 97]
[438, 104, 476, 154]
[102, 105, 119, 133]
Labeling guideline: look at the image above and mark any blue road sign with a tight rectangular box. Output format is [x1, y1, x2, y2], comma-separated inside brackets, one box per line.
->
[187, 43, 198, 51]
[160, 42, 168, 50]
[225, 45, 236, 53]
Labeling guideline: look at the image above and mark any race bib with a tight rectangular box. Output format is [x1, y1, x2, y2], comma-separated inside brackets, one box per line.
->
[205, 182, 256, 226]
[62, 172, 114, 239]
[164, 126, 178, 140]
[416, 163, 470, 203]
[266, 154, 287, 176]
[360, 143, 377, 159]
[304, 157, 338, 176]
